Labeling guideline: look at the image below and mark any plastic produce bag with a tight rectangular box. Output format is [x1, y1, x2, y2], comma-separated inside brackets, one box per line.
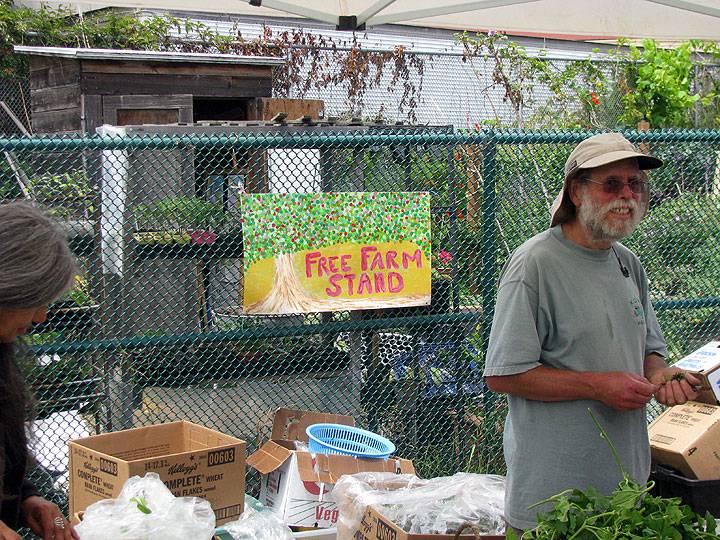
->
[215, 495, 293, 540]
[75, 472, 216, 540]
[333, 471, 505, 539]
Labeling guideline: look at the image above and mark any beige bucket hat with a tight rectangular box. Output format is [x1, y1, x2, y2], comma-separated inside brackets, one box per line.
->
[550, 132, 663, 227]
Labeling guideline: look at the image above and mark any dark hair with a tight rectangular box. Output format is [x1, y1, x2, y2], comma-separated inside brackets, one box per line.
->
[0, 342, 34, 502]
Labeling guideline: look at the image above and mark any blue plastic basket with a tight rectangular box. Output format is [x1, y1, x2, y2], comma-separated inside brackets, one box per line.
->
[305, 423, 396, 458]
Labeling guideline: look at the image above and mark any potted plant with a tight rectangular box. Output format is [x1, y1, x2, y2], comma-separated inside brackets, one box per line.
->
[132, 196, 227, 245]
[25, 318, 100, 420]
[28, 169, 95, 222]
[26, 169, 96, 245]
[40, 276, 98, 335]
[27, 356, 100, 419]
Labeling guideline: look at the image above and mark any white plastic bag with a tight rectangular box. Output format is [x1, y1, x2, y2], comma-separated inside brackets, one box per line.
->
[215, 495, 293, 540]
[333, 471, 505, 539]
[75, 472, 216, 540]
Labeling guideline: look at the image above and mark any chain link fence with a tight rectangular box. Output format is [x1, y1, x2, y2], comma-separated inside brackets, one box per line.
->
[275, 48, 628, 128]
[1, 128, 719, 533]
[0, 77, 31, 136]
[2, 46, 717, 136]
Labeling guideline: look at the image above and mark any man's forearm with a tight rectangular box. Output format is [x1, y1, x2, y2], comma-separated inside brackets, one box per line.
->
[485, 365, 601, 402]
[486, 364, 659, 411]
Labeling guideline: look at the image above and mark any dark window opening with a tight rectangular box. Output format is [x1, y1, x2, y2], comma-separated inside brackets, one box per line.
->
[193, 98, 249, 122]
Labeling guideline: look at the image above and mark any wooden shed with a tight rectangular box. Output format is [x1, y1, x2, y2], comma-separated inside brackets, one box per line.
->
[14, 46, 292, 134]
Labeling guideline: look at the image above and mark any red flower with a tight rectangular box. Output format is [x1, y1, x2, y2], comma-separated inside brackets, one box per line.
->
[590, 92, 600, 106]
[438, 250, 453, 264]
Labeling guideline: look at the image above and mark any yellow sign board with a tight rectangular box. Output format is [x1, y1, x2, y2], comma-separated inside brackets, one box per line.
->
[242, 192, 431, 314]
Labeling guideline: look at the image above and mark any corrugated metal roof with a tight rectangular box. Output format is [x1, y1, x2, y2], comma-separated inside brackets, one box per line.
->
[148, 11, 604, 60]
[13, 45, 285, 65]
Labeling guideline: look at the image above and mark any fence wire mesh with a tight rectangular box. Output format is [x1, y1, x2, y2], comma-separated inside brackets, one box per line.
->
[0, 77, 31, 136]
[2, 48, 718, 136]
[1, 128, 719, 533]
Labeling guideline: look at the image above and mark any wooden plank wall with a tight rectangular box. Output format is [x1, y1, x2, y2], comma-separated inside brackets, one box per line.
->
[79, 61, 274, 98]
[247, 97, 325, 121]
[29, 56, 82, 133]
[28, 56, 275, 133]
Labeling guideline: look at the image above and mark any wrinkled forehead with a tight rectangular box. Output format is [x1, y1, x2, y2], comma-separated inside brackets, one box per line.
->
[585, 157, 642, 179]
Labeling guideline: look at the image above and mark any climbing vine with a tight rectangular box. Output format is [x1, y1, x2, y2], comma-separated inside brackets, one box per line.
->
[457, 30, 606, 128]
[219, 27, 426, 122]
[456, 29, 720, 129]
[612, 38, 720, 128]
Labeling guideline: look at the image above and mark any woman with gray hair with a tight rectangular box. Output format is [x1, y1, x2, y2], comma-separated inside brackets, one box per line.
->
[0, 201, 79, 540]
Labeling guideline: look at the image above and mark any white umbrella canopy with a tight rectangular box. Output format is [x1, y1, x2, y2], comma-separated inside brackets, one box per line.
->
[13, 0, 720, 43]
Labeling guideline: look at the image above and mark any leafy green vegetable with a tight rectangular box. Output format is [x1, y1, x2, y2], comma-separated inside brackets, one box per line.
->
[129, 496, 152, 515]
[666, 372, 687, 383]
[508, 410, 719, 539]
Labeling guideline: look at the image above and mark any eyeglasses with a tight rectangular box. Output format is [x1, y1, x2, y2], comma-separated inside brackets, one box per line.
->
[586, 178, 649, 195]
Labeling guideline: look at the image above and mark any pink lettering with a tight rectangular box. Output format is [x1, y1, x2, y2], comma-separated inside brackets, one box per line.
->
[327, 255, 340, 274]
[385, 250, 399, 269]
[325, 274, 343, 297]
[318, 256, 331, 277]
[360, 246, 377, 271]
[373, 273, 386, 293]
[357, 273, 372, 294]
[344, 273, 356, 294]
[370, 251, 385, 271]
[402, 249, 423, 269]
[305, 251, 321, 278]
[388, 272, 403, 293]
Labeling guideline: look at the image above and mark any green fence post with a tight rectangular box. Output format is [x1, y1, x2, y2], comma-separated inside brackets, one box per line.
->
[479, 130, 501, 473]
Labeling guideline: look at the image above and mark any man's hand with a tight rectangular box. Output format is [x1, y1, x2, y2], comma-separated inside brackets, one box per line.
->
[20, 496, 79, 540]
[593, 371, 659, 410]
[648, 367, 701, 406]
[0, 520, 22, 540]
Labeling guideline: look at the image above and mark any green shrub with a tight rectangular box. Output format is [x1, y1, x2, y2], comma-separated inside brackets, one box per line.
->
[133, 196, 227, 231]
[28, 169, 95, 220]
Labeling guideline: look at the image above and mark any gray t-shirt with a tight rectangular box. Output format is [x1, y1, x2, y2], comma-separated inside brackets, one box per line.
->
[484, 226, 667, 531]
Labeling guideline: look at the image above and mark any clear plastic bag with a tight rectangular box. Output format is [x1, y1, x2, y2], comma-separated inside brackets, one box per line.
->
[333, 472, 505, 539]
[75, 472, 216, 540]
[215, 495, 293, 540]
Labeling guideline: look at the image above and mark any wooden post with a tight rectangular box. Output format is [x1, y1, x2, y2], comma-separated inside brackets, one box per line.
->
[637, 119, 650, 155]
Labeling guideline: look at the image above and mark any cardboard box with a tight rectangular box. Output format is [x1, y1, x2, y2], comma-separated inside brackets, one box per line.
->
[69, 421, 246, 525]
[648, 401, 720, 480]
[349, 505, 505, 540]
[246, 408, 414, 528]
[673, 341, 720, 403]
[292, 529, 338, 540]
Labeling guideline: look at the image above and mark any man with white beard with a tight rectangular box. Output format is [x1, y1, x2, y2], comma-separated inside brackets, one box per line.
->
[483, 132, 700, 534]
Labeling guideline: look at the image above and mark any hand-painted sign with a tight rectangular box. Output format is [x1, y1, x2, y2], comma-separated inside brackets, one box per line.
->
[242, 192, 431, 314]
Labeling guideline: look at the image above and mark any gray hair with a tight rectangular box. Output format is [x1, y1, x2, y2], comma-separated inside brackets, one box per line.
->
[0, 201, 78, 309]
